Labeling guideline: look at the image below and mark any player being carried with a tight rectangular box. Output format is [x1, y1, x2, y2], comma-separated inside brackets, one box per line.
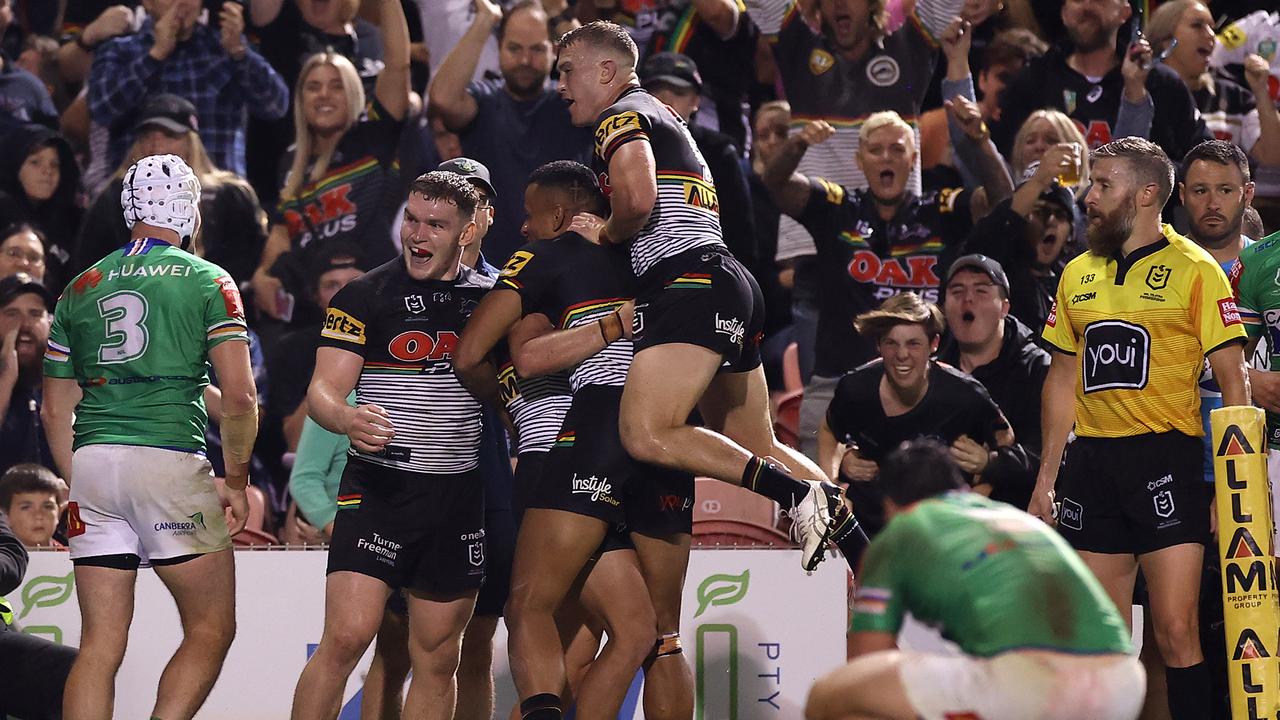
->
[554, 21, 864, 570]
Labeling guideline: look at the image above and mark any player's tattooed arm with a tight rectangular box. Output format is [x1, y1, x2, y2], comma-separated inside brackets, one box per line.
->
[509, 305, 630, 377]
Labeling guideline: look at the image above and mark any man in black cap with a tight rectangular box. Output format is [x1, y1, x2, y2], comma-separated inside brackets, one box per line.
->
[959, 157, 1078, 334]
[439, 157, 500, 273]
[639, 52, 757, 272]
[436, 155, 519, 720]
[937, 254, 1046, 509]
[0, 273, 53, 475]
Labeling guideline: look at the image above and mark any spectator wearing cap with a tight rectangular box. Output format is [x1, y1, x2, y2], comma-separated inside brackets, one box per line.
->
[959, 158, 1078, 334]
[937, 254, 1046, 510]
[0, 274, 53, 476]
[73, 92, 268, 283]
[428, 0, 591, 264]
[87, 0, 289, 178]
[640, 51, 757, 273]
[438, 157, 502, 275]
[0, 124, 81, 296]
[763, 111, 1011, 461]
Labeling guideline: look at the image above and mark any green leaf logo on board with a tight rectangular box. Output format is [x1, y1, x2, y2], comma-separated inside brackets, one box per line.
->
[19, 571, 75, 620]
[694, 570, 749, 618]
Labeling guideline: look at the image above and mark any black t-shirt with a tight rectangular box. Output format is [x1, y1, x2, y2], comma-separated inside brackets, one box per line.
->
[826, 360, 1006, 534]
[458, 79, 592, 265]
[318, 259, 493, 474]
[496, 233, 635, 392]
[993, 49, 1210, 161]
[794, 180, 971, 377]
[272, 99, 404, 271]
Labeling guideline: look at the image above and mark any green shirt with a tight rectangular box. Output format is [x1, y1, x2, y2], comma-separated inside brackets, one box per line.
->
[43, 238, 249, 452]
[1230, 229, 1280, 447]
[851, 493, 1132, 657]
[289, 406, 352, 530]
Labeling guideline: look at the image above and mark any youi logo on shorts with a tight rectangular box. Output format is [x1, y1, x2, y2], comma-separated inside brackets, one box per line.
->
[1082, 320, 1150, 393]
[714, 313, 745, 346]
[571, 474, 619, 506]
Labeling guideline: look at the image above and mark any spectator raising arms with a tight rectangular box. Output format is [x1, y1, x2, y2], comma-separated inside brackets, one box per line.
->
[428, 0, 592, 265]
[74, 93, 268, 284]
[88, 0, 289, 177]
[251, 0, 411, 322]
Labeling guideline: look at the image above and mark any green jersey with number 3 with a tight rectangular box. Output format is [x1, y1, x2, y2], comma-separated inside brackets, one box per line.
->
[43, 238, 249, 451]
[1231, 229, 1280, 447]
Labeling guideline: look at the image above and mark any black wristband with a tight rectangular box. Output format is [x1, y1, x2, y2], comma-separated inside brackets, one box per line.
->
[75, 34, 98, 52]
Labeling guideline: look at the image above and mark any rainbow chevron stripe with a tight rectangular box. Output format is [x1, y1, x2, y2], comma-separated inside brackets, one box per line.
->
[665, 273, 712, 290]
[336, 494, 362, 511]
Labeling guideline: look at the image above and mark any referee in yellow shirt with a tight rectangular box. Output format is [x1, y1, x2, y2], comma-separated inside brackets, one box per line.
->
[1030, 137, 1250, 720]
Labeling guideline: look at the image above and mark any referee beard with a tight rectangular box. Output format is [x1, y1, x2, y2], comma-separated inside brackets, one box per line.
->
[1029, 138, 1250, 720]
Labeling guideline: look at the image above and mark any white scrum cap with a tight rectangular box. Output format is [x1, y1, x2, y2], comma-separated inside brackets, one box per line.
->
[121, 154, 201, 244]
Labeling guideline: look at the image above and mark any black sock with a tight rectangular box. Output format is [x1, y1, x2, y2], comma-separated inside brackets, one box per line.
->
[520, 693, 563, 720]
[741, 456, 811, 507]
[1166, 662, 1210, 720]
[829, 507, 870, 567]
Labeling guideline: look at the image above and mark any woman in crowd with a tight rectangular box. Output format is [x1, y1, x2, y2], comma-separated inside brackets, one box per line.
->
[748, 100, 798, 385]
[0, 124, 81, 295]
[1008, 109, 1089, 196]
[0, 224, 45, 284]
[1148, 0, 1280, 165]
[249, 0, 410, 322]
[73, 93, 269, 283]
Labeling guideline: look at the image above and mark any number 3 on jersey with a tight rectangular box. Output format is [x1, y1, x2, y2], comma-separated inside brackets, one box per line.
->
[97, 290, 149, 363]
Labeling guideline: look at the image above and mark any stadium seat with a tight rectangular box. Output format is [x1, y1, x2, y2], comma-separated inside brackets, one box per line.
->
[773, 388, 803, 450]
[692, 478, 793, 548]
[232, 528, 277, 547]
[781, 341, 802, 392]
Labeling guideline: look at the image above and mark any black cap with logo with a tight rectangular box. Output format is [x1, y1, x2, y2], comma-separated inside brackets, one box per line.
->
[437, 158, 497, 199]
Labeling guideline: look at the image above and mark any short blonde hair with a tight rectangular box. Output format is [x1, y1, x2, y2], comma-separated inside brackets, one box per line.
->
[1011, 110, 1090, 191]
[859, 111, 915, 154]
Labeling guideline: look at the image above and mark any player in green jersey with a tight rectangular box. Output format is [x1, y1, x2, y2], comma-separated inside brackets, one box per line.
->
[805, 439, 1144, 720]
[41, 154, 258, 720]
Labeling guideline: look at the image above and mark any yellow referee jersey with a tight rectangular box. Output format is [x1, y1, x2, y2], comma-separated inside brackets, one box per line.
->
[1042, 225, 1246, 438]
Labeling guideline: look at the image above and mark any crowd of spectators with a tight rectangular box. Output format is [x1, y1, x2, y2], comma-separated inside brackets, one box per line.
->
[0, 0, 1273, 715]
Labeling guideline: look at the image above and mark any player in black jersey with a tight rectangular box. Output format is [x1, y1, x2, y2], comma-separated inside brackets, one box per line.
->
[461, 161, 679, 720]
[291, 173, 493, 720]
[554, 21, 862, 573]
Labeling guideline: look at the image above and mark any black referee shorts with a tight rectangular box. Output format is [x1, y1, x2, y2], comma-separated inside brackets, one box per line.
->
[1056, 432, 1210, 555]
[633, 246, 764, 373]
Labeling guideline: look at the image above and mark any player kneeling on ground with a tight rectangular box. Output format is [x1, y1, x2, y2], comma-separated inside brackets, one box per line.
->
[806, 439, 1143, 720]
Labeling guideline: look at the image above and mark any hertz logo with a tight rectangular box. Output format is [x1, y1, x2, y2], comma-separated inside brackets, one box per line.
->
[322, 308, 366, 345]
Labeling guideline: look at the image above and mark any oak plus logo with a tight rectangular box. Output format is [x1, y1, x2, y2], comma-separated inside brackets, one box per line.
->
[1082, 320, 1150, 393]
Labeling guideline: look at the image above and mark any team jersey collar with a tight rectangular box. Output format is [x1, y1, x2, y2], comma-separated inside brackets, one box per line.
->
[120, 237, 172, 256]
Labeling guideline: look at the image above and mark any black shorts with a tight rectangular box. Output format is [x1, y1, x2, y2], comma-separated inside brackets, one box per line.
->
[328, 458, 486, 595]
[1056, 432, 1210, 555]
[633, 246, 764, 373]
[475, 506, 514, 616]
[530, 385, 693, 536]
[513, 451, 549, 526]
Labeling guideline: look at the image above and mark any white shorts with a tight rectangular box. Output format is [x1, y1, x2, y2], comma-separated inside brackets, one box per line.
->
[899, 650, 1146, 720]
[68, 444, 231, 565]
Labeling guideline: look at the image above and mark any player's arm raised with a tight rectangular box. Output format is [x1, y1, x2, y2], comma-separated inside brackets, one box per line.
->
[309, 347, 394, 454]
[509, 302, 631, 377]
[455, 289, 524, 403]
[40, 376, 81, 482]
